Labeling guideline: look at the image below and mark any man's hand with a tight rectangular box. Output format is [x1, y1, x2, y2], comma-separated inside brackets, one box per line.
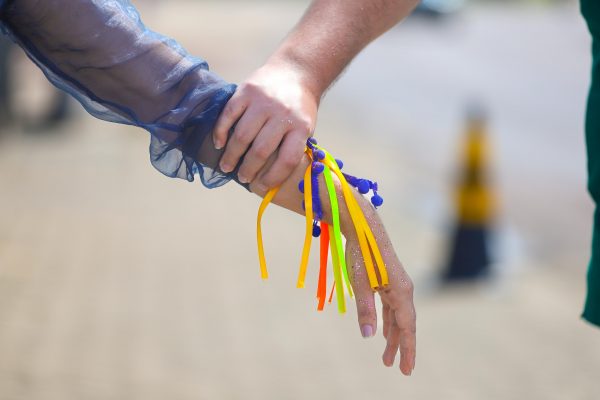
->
[214, 0, 419, 190]
[213, 62, 319, 191]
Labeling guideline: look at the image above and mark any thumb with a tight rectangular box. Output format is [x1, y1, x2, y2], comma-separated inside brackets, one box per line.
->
[346, 239, 377, 338]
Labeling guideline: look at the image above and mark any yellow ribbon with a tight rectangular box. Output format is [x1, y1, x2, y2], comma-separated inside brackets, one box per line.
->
[322, 154, 388, 288]
[297, 164, 314, 288]
[257, 187, 280, 280]
[256, 142, 389, 312]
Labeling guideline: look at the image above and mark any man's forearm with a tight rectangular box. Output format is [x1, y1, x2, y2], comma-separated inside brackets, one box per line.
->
[213, 0, 418, 191]
[269, 0, 419, 98]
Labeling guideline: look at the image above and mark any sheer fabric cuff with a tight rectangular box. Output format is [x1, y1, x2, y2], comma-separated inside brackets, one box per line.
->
[1, 0, 239, 188]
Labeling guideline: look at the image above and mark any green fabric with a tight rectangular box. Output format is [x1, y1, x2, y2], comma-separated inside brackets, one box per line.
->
[581, 0, 600, 326]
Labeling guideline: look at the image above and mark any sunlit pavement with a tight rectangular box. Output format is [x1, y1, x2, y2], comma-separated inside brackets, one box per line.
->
[0, 1, 599, 399]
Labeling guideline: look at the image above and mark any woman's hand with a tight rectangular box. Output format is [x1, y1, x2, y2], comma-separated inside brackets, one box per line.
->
[251, 150, 416, 375]
[345, 216, 416, 375]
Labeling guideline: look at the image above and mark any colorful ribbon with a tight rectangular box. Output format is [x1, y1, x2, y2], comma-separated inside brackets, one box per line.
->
[256, 139, 387, 312]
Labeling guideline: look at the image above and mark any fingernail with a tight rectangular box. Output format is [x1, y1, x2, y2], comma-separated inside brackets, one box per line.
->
[238, 174, 248, 184]
[256, 183, 268, 193]
[220, 162, 232, 173]
[361, 324, 374, 338]
[214, 141, 223, 150]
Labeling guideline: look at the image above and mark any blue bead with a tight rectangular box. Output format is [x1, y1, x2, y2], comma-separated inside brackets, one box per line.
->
[335, 158, 344, 169]
[308, 138, 318, 145]
[314, 149, 326, 160]
[298, 180, 304, 193]
[312, 161, 324, 174]
[371, 194, 383, 207]
[357, 179, 370, 194]
[312, 224, 321, 237]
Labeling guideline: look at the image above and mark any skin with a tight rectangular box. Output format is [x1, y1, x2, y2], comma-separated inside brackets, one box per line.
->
[5, 0, 417, 375]
[213, 0, 420, 192]
[250, 150, 416, 375]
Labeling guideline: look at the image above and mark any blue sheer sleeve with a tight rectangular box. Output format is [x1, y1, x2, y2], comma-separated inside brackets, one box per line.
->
[0, 0, 238, 188]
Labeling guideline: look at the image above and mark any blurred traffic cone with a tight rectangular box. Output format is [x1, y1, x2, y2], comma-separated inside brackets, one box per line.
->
[442, 105, 495, 281]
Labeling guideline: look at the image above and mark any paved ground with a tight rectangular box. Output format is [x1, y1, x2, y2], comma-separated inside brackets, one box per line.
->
[1, 1, 599, 399]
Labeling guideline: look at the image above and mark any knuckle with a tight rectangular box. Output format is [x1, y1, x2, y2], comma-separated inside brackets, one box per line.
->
[388, 335, 401, 347]
[234, 130, 253, 146]
[280, 104, 293, 115]
[297, 118, 313, 132]
[281, 155, 298, 170]
[357, 305, 375, 321]
[403, 277, 415, 296]
[282, 135, 300, 151]
[243, 82, 260, 93]
[380, 290, 402, 310]
[242, 83, 268, 100]
[224, 103, 239, 118]
[286, 112, 311, 128]
[289, 129, 307, 143]
[400, 325, 416, 337]
[253, 143, 271, 160]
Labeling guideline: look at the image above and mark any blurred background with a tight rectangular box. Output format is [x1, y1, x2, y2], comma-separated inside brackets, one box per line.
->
[1, 0, 599, 399]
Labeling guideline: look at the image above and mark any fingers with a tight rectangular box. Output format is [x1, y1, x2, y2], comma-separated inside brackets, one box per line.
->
[213, 92, 246, 150]
[382, 308, 400, 367]
[346, 240, 377, 339]
[395, 306, 417, 376]
[218, 107, 267, 174]
[355, 288, 377, 339]
[237, 119, 290, 184]
[379, 279, 416, 375]
[257, 130, 307, 189]
[382, 302, 391, 339]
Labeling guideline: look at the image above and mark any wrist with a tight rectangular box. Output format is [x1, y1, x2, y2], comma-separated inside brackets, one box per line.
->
[265, 48, 328, 101]
[339, 190, 377, 240]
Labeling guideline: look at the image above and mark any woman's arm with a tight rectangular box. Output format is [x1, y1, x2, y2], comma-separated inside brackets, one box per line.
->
[250, 151, 416, 375]
[0, 0, 236, 187]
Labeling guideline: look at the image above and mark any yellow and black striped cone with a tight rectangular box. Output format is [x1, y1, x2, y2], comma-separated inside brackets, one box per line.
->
[442, 107, 495, 281]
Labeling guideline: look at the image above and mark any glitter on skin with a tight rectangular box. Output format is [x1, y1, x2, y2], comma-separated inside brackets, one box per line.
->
[351, 262, 364, 278]
[358, 298, 376, 310]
